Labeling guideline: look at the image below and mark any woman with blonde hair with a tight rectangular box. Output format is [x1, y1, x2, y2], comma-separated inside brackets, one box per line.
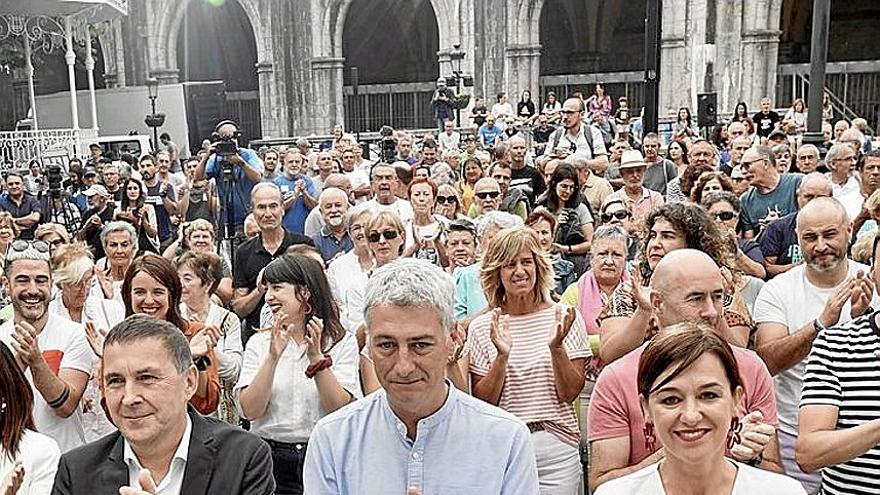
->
[34, 223, 70, 248]
[162, 218, 234, 303]
[434, 183, 466, 221]
[467, 225, 591, 492]
[49, 242, 124, 329]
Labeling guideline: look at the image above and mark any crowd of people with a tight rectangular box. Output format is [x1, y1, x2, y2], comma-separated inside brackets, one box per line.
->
[0, 87, 878, 495]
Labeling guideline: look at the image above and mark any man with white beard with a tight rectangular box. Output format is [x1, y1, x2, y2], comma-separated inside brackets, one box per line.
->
[311, 187, 353, 264]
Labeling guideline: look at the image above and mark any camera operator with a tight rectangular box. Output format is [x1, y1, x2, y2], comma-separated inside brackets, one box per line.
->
[543, 97, 609, 175]
[194, 120, 264, 238]
[41, 163, 81, 236]
[431, 77, 456, 131]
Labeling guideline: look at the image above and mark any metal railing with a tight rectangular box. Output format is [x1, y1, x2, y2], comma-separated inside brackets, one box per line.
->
[343, 81, 439, 133]
[0, 128, 97, 169]
[539, 71, 647, 112]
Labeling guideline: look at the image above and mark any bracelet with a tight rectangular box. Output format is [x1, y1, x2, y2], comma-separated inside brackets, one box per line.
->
[814, 318, 827, 332]
[47, 384, 71, 409]
[747, 452, 764, 467]
[305, 355, 333, 379]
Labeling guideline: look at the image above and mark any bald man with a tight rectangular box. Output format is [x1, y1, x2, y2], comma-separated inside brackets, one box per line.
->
[754, 197, 871, 494]
[588, 249, 782, 491]
[468, 177, 503, 218]
[760, 172, 833, 277]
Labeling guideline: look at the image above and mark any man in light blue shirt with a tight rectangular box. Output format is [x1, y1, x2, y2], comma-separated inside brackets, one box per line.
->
[273, 150, 317, 234]
[303, 259, 539, 495]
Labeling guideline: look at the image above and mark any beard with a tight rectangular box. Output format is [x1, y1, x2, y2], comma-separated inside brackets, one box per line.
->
[805, 250, 846, 273]
[13, 291, 49, 323]
[327, 215, 344, 227]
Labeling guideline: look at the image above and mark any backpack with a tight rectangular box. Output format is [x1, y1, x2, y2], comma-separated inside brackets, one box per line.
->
[550, 124, 596, 157]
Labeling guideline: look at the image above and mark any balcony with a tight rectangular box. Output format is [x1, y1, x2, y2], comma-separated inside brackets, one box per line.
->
[0, 128, 98, 168]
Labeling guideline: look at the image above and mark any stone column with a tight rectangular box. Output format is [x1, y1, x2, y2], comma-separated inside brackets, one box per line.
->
[64, 16, 80, 130]
[310, 57, 346, 134]
[740, 0, 783, 108]
[659, 0, 689, 117]
[505, 44, 541, 102]
[256, 61, 277, 138]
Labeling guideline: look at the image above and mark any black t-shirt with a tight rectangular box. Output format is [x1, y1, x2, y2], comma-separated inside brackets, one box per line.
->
[517, 101, 536, 119]
[511, 165, 545, 207]
[80, 206, 116, 260]
[752, 110, 781, 138]
[533, 125, 555, 144]
[472, 105, 488, 127]
[233, 230, 315, 333]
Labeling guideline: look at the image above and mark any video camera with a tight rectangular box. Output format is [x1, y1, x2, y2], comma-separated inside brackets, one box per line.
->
[212, 133, 239, 157]
[379, 125, 397, 164]
[45, 163, 65, 198]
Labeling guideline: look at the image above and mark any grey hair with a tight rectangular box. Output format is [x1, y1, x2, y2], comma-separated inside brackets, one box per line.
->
[476, 211, 523, 237]
[363, 258, 455, 333]
[564, 154, 589, 170]
[251, 181, 283, 203]
[100, 221, 138, 253]
[104, 314, 193, 374]
[592, 224, 630, 245]
[797, 144, 820, 157]
[825, 143, 852, 164]
[3, 242, 51, 278]
[318, 187, 348, 206]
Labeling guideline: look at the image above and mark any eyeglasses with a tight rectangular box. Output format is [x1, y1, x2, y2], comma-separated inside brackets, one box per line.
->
[560, 109, 582, 115]
[713, 211, 737, 221]
[601, 210, 630, 222]
[475, 191, 500, 200]
[368, 230, 400, 243]
[740, 158, 766, 171]
[437, 195, 458, 205]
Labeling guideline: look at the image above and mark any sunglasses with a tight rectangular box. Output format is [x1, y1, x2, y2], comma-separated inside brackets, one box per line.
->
[437, 195, 458, 205]
[601, 210, 630, 222]
[8, 240, 50, 254]
[475, 191, 500, 200]
[368, 230, 400, 243]
[713, 211, 737, 221]
[740, 158, 765, 171]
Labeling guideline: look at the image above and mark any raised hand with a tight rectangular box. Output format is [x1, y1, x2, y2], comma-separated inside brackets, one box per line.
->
[1, 461, 24, 495]
[85, 322, 108, 358]
[268, 311, 291, 360]
[189, 327, 219, 359]
[489, 309, 512, 357]
[304, 317, 325, 363]
[730, 410, 776, 463]
[119, 468, 157, 495]
[631, 270, 652, 311]
[850, 270, 875, 318]
[447, 322, 466, 365]
[96, 267, 114, 299]
[11, 321, 41, 367]
[549, 305, 576, 350]
[818, 278, 855, 329]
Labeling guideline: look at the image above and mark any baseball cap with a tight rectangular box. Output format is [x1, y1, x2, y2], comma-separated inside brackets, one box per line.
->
[83, 184, 111, 197]
[83, 166, 98, 177]
[768, 129, 788, 141]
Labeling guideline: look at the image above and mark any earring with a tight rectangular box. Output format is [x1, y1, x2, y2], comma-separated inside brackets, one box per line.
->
[643, 422, 657, 451]
[303, 300, 313, 315]
[727, 416, 742, 450]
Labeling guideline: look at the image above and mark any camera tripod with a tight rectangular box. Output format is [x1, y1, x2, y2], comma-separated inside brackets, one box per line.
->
[43, 190, 77, 234]
[217, 159, 252, 275]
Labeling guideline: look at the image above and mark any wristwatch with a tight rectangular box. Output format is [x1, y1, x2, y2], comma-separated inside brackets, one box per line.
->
[813, 318, 827, 332]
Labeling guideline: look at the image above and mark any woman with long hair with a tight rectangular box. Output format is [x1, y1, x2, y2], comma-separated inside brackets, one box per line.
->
[404, 178, 448, 267]
[731, 101, 750, 123]
[237, 254, 359, 495]
[517, 89, 536, 123]
[538, 163, 595, 275]
[0, 342, 61, 494]
[672, 107, 698, 142]
[456, 157, 483, 212]
[176, 251, 243, 424]
[586, 83, 612, 117]
[121, 254, 220, 414]
[469, 226, 591, 492]
[434, 183, 466, 221]
[783, 97, 808, 136]
[114, 178, 158, 254]
[595, 325, 805, 494]
[542, 91, 563, 124]
[665, 140, 689, 178]
[599, 203, 752, 363]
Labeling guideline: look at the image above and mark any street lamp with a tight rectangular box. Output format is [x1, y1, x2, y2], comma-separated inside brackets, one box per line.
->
[447, 46, 469, 127]
[144, 78, 165, 152]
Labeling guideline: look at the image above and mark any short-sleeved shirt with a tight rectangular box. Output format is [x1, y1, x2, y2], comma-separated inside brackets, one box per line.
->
[0, 193, 41, 239]
[800, 312, 880, 495]
[759, 212, 801, 265]
[311, 227, 353, 264]
[604, 187, 665, 223]
[587, 342, 778, 465]
[233, 230, 315, 330]
[205, 148, 264, 225]
[753, 110, 782, 138]
[642, 159, 679, 197]
[467, 304, 591, 446]
[753, 260, 868, 434]
[478, 124, 503, 147]
[144, 181, 177, 241]
[236, 331, 361, 443]
[453, 263, 487, 321]
[739, 173, 802, 234]
[273, 175, 317, 234]
[510, 164, 545, 207]
[0, 314, 95, 453]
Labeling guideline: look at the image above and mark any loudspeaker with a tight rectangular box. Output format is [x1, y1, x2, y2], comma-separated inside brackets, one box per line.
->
[697, 92, 717, 128]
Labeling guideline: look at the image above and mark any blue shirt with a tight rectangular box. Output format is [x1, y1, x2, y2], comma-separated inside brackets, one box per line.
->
[303, 384, 539, 495]
[0, 193, 41, 240]
[478, 124, 503, 147]
[205, 148, 264, 225]
[273, 175, 316, 234]
[311, 226, 353, 263]
[454, 263, 488, 320]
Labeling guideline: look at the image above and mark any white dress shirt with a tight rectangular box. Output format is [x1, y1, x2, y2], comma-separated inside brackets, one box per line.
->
[123, 416, 192, 495]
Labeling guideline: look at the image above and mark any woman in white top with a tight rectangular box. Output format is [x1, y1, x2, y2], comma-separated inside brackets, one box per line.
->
[237, 254, 360, 495]
[177, 251, 243, 425]
[326, 209, 372, 333]
[595, 324, 805, 495]
[0, 342, 61, 495]
[403, 178, 449, 267]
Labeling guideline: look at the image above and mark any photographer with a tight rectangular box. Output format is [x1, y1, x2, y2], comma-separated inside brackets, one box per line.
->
[431, 77, 456, 131]
[543, 97, 609, 176]
[195, 120, 264, 237]
[537, 163, 595, 276]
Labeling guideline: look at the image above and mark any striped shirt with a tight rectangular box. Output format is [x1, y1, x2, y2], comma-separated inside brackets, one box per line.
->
[800, 312, 880, 495]
[467, 304, 591, 446]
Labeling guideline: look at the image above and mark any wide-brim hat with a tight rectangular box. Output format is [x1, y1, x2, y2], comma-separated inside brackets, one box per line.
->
[619, 149, 647, 170]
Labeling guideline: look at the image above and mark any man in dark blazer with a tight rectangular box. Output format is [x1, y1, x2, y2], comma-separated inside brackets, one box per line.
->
[52, 315, 274, 495]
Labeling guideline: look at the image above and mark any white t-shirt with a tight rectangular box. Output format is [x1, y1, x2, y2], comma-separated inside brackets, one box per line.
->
[344, 168, 370, 205]
[0, 430, 60, 495]
[353, 198, 415, 225]
[0, 314, 95, 453]
[829, 175, 864, 222]
[594, 460, 806, 494]
[753, 260, 868, 434]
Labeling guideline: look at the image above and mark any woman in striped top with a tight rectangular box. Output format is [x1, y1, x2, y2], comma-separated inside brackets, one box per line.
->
[467, 225, 591, 493]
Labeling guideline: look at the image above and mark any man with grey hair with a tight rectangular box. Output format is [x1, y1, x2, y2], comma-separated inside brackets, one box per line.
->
[311, 187, 353, 263]
[1, 241, 93, 453]
[825, 142, 863, 221]
[304, 173, 352, 238]
[232, 182, 314, 345]
[795, 144, 822, 174]
[304, 259, 539, 495]
[52, 315, 275, 494]
[739, 145, 803, 238]
[754, 196, 870, 493]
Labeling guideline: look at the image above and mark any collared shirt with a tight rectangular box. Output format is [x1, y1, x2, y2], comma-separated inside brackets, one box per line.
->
[124, 415, 192, 495]
[311, 226, 353, 263]
[303, 384, 539, 494]
[205, 147, 264, 225]
[235, 332, 361, 443]
[0, 192, 41, 239]
[273, 175, 317, 234]
[605, 186, 665, 223]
